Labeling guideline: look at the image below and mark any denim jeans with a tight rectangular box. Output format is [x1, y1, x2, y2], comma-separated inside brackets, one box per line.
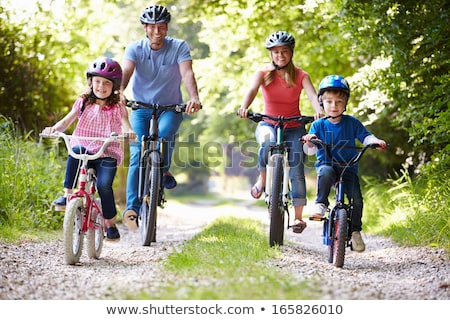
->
[64, 145, 118, 220]
[126, 108, 183, 213]
[255, 121, 307, 206]
[316, 165, 363, 232]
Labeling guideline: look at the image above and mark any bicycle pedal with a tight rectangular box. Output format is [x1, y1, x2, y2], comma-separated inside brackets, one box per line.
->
[308, 216, 324, 221]
[52, 204, 66, 212]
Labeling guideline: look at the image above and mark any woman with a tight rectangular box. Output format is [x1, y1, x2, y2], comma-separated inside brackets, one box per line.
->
[237, 31, 322, 233]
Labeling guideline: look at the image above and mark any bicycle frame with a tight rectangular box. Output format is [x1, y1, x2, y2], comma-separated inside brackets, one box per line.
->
[246, 113, 314, 246]
[126, 100, 188, 246]
[309, 138, 383, 267]
[40, 131, 122, 264]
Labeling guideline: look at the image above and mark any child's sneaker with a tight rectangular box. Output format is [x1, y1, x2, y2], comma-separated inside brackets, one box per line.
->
[53, 196, 67, 206]
[106, 226, 120, 242]
[309, 203, 327, 221]
[351, 231, 365, 252]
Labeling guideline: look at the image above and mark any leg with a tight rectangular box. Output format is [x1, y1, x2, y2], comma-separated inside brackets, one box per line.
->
[311, 165, 337, 219]
[94, 157, 120, 241]
[251, 122, 275, 198]
[343, 171, 365, 252]
[158, 110, 183, 189]
[285, 127, 307, 233]
[126, 109, 151, 213]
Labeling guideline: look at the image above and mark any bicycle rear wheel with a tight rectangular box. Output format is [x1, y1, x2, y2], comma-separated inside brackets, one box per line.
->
[63, 198, 84, 265]
[332, 208, 348, 268]
[269, 156, 285, 247]
[87, 198, 104, 259]
[141, 151, 161, 246]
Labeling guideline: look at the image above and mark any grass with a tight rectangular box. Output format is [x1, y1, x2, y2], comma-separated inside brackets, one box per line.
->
[128, 216, 321, 300]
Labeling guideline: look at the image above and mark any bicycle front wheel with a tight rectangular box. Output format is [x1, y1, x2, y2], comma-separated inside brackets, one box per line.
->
[87, 198, 104, 259]
[63, 198, 84, 265]
[333, 208, 348, 268]
[269, 156, 285, 247]
[141, 151, 161, 246]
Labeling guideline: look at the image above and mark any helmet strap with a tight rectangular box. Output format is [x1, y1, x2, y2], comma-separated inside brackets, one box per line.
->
[90, 91, 109, 101]
[271, 61, 288, 70]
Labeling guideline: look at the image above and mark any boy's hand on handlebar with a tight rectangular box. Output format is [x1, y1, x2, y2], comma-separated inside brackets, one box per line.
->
[302, 134, 317, 143]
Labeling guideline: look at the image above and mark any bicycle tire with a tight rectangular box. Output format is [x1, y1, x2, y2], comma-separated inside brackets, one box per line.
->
[269, 156, 285, 247]
[63, 198, 84, 265]
[87, 198, 104, 259]
[141, 151, 161, 246]
[333, 208, 348, 268]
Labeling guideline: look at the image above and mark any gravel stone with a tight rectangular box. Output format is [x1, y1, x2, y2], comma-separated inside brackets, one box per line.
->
[0, 201, 448, 300]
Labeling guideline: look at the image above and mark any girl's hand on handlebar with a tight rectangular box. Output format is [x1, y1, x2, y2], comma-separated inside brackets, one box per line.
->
[41, 126, 57, 136]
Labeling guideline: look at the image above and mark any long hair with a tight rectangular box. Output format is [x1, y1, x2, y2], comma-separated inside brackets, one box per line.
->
[263, 60, 297, 87]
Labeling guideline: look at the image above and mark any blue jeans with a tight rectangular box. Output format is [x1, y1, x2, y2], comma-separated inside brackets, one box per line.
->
[126, 108, 183, 213]
[316, 165, 363, 232]
[255, 121, 307, 206]
[64, 145, 118, 220]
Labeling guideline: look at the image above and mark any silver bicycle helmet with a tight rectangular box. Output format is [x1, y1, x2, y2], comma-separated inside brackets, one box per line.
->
[140, 5, 171, 24]
[265, 31, 295, 51]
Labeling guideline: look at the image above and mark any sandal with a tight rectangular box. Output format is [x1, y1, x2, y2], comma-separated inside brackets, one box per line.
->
[250, 184, 264, 199]
[292, 219, 307, 234]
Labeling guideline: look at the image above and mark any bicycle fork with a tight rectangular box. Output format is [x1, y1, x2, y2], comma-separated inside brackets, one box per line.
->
[265, 153, 290, 205]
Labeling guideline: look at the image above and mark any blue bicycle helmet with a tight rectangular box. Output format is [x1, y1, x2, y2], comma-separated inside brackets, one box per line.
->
[318, 75, 350, 98]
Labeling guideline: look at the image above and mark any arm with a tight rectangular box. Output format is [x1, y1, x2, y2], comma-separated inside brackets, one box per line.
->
[237, 69, 264, 118]
[119, 58, 136, 104]
[41, 107, 78, 135]
[179, 60, 201, 115]
[120, 106, 137, 140]
[302, 74, 323, 119]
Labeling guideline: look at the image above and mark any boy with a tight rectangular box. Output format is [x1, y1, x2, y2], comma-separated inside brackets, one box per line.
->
[303, 75, 386, 251]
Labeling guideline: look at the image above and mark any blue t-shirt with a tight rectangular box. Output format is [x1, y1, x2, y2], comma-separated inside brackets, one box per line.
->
[124, 36, 192, 105]
[309, 115, 372, 172]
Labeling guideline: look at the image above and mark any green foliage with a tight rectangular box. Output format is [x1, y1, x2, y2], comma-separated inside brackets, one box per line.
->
[129, 216, 319, 299]
[337, 0, 450, 173]
[362, 169, 449, 251]
[0, 116, 64, 240]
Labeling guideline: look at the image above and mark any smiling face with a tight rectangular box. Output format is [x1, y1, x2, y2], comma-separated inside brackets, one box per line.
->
[91, 76, 114, 100]
[144, 22, 168, 50]
[269, 45, 292, 69]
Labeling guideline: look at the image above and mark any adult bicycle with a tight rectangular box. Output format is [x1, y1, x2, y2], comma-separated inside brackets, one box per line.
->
[244, 112, 314, 247]
[40, 132, 123, 265]
[126, 100, 197, 246]
[307, 138, 385, 267]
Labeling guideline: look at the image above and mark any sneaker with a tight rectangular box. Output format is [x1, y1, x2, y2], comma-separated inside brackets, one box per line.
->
[309, 203, 327, 220]
[351, 231, 365, 252]
[162, 174, 177, 189]
[106, 225, 120, 242]
[53, 196, 67, 206]
[123, 209, 139, 231]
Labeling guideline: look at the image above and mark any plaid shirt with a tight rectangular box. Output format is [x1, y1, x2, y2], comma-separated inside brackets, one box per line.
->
[71, 98, 127, 165]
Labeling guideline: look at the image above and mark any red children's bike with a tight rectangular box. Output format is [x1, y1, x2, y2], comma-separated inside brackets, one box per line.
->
[41, 132, 123, 265]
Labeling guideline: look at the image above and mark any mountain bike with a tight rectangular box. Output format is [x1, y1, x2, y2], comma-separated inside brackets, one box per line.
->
[244, 112, 314, 247]
[307, 138, 385, 267]
[126, 100, 194, 246]
[40, 132, 123, 265]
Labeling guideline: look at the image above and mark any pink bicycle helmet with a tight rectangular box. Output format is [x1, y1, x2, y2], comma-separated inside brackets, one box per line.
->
[86, 57, 122, 87]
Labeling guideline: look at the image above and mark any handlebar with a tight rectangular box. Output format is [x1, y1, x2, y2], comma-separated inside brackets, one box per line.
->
[126, 100, 202, 113]
[308, 138, 385, 166]
[245, 112, 315, 126]
[40, 132, 124, 161]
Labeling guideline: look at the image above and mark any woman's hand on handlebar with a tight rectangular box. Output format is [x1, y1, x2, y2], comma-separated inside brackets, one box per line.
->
[236, 106, 249, 118]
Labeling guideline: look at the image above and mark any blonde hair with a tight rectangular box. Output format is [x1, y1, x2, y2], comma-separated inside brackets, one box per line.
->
[263, 61, 297, 87]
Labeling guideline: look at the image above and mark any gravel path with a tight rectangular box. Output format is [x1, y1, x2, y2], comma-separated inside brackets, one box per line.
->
[0, 200, 449, 300]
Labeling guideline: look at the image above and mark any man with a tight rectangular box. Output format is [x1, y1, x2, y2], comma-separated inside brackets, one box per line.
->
[121, 4, 201, 230]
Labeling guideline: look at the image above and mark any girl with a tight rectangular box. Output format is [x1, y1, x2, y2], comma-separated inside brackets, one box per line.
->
[42, 57, 136, 241]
